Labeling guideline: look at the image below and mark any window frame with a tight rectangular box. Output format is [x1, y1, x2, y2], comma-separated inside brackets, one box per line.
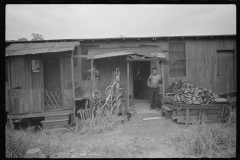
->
[168, 41, 186, 77]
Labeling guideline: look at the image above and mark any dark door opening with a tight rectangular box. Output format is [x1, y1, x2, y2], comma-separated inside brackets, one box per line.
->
[132, 61, 150, 100]
[43, 57, 62, 111]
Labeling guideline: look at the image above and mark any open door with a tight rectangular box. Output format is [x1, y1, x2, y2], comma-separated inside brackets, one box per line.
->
[132, 61, 151, 100]
[43, 57, 63, 111]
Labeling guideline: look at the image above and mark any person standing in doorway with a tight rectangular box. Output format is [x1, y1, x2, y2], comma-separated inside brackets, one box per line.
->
[147, 68, 162, 110]
[134, 69, 142, 99]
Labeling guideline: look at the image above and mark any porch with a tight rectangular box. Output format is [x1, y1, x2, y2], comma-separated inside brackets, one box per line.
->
[5, 41, 80, 129]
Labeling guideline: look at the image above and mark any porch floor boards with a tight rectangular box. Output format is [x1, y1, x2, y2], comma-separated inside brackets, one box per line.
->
[7, 109, 73, 119]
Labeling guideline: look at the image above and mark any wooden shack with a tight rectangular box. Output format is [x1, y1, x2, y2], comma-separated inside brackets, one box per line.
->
[5, 41, 81, 129]
[5, 34, 236, 128]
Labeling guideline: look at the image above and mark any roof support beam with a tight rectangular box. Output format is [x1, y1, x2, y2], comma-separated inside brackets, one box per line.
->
[126, 57, 164, 61]
[126, 61, 130, 117]
[161, 61, 165, 100]
[71, 50, 76, 128]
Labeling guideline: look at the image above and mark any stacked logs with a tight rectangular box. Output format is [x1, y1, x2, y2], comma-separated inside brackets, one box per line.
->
[165, 80, 219, 105]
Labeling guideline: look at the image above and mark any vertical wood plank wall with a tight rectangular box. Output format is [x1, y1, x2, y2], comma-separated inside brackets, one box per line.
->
[81, 37, 236, 95]
[61, 54, 74, 109]
[7, 55, 42, 113]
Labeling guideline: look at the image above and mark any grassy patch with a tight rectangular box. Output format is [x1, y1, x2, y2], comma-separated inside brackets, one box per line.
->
[76, 111, 121, 135]
[171, 121, 236, 158]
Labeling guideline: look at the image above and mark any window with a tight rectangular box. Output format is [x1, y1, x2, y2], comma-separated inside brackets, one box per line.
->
[169, 42, 186, 77]
[81, 45, 99, 80]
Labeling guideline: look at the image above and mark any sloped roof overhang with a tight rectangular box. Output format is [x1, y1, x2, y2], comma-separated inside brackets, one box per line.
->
[6, 41, 80, 57]
[87, 47, 167, 61]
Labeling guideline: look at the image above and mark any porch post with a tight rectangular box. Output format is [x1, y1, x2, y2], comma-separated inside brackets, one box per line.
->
[161, 61, 165, 100]
[90, 59, 94, 110]
[71, 50, 76, 122]
[127, 61, 130, 115]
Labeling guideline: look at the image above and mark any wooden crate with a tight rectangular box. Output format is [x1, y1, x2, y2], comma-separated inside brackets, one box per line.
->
[171, 102, 226, 125]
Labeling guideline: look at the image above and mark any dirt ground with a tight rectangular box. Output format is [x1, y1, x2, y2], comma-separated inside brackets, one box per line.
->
[50, 100, 189, 158]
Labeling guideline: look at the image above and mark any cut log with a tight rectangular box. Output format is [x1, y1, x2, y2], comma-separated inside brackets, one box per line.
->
[143, 117, 163, 121]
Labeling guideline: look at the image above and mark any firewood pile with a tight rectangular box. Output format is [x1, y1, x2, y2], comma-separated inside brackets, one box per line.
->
[165, 80, 219, 105]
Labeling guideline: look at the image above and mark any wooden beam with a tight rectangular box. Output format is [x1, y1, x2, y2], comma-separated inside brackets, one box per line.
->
[40, 58, 44, 112]
[185, 108, 189, 125]
[7, 58, 11, 89]
[161, 61, 165, 100]
[126, 61, 130, 117]
[7, 109, 73, 119]
[60, 57, 65, 109]
[91, 59, 94, 105]
[126, 58, 163, 61]
[71, 50, 76, 123]
[74, 55, 88, 58]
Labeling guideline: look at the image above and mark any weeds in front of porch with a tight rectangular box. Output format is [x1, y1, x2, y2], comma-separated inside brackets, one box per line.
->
[76, 67, 124, 135]
[171, 120, 236, 158]
[76, 113, 121, 135]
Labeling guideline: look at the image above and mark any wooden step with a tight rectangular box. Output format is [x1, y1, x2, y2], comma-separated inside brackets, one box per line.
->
[161, 105, 173, 111]
[41, 119, 68, 130]
[44, 113, 69, 121]
[161, 105, 173, 119]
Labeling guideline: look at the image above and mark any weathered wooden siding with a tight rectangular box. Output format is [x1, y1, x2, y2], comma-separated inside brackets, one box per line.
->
[81, 36, 236, 95]
[24, 56, 33, 89]
[8, 89, 42, 114]
[60, 55, 74, 109]
[31, 55, 43, 89]
[10, 56, 25, 89]
[182, 38, 236, 93]
[94, 56, 127, 97]
[9, 55, 44, 89]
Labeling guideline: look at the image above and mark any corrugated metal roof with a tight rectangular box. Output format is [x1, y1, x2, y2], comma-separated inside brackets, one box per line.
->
[5, 34, 235, 45]
[82, 34, 236, 41]
[88, 46, 166, 60]
[128, 53, 166, 61]
[6, 41, 80, 57]
[89, 51, 135, 59]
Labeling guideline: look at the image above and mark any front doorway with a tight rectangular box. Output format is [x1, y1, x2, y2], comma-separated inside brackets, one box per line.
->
[43, 57, 63, 111]
[132, 61, 150, 100]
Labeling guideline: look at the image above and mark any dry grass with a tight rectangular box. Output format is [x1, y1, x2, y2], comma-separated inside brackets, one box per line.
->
[171, 119, 236, 158]
[5, 68, 125, 158]
[5, 124, 70, 158]
[5, 118, 122, 158]
[76, 113, 121, 135]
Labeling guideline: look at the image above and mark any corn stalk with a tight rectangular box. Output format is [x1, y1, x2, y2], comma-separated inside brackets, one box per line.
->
[77, 67, 123, 129]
